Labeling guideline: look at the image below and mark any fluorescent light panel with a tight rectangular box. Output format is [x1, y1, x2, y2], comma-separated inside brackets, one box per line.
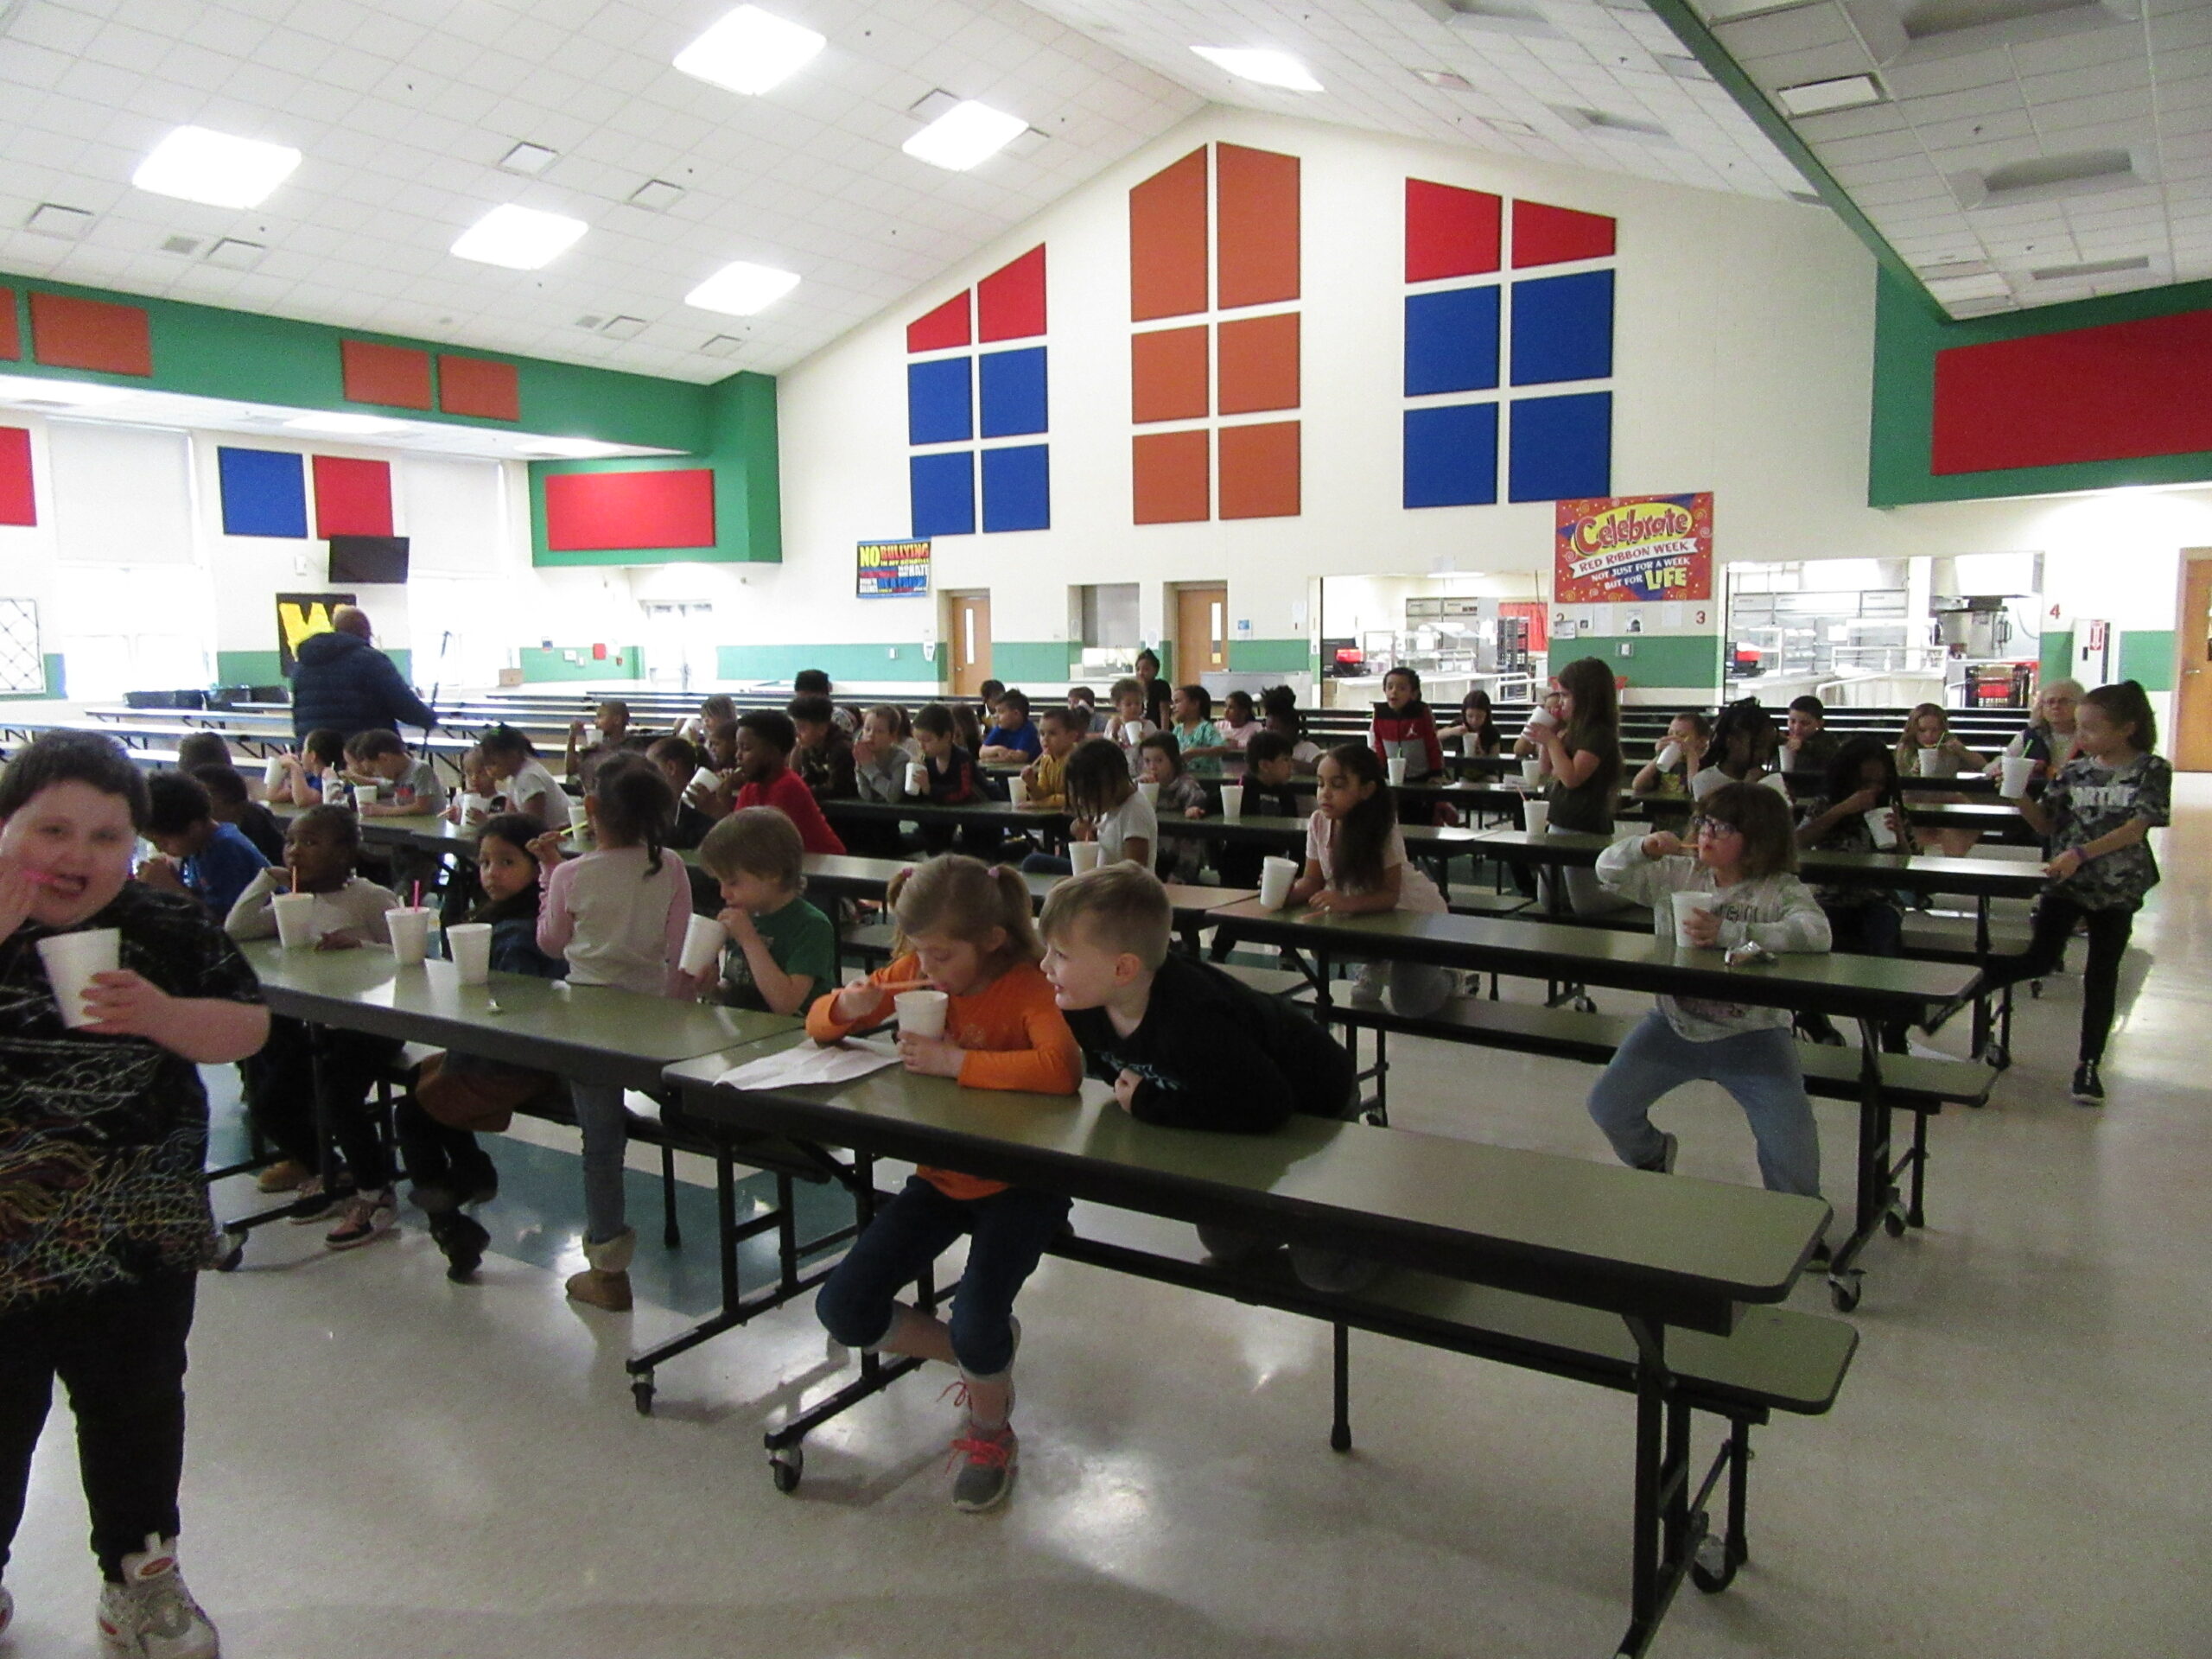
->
[133, 125, 301, 210]
[285, 412, 404, 435]
[675, 5, 826, 96]
[1777, 74, 1883, 116]
[0, 378, 131, 406]
[902, 101, 1029, 170]
[1189, 47, 1324, 92]
[685, 260, 800, 315]
[451, 203, 588, 270]
[522, 437, 630, 459]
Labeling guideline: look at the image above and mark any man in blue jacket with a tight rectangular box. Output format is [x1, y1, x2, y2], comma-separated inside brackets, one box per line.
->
[289, 607, 437, 738]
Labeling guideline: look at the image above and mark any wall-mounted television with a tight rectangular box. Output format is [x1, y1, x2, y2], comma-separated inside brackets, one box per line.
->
[327, 535, 410, 584]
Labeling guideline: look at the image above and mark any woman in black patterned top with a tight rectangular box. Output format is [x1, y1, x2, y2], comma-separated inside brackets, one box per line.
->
[0, 733, 269, 1654]
[1980, 681, 2171, 1104]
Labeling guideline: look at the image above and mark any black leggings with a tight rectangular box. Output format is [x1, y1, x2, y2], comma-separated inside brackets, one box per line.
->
[241, 1016, 403, 1189]
[1979, 893, 2138, 1064]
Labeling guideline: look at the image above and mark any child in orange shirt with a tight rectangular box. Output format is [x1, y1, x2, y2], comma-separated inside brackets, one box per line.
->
[807, 855, 1081, 1514]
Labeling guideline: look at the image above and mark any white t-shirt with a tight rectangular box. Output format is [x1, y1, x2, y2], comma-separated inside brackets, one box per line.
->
[504, 758, 568, 828]
[1096, 790, 1160, 871]
[1689, 766, 1792, 803]
[1304, 812, 1446, 913]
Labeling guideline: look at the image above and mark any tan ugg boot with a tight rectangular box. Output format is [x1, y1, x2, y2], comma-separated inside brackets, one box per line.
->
[564, 1227, 636, 1311]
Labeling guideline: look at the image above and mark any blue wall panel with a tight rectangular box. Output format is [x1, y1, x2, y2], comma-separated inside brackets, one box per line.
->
[1508, 392, 1611, 502]
[1510, 270, 1614, 386]
[981, 444, 1051, 532]
[906, 357, 973, 446]
[217, 446, 308, 537]
[1402, 404, 1499, 509]
[910, 450, 975, 538]
[1404, 286, 1500, 397]
[978, 347, 1048, 438]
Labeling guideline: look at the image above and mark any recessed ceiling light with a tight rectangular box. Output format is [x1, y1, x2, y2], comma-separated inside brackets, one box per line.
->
[26, 203, 96, 238]
[499, 142, 558, 175]
[675, 5, 826, 97]
[520, 436, 630, 459]
[132, 125, 301, 209]
[5, 379, 132, 407]
[1415, 68, 1475, 91]
[450, 203, 588, 270]
[285, 412, 404, 435]
[684, 260, 800, 315]
[1189, 47, 1324, 92]
[902, 100, 1029, 171]
[1776, 74, 1884, 117]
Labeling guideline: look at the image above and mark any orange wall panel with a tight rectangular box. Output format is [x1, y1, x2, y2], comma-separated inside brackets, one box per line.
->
[341, 340, 433, 410]
[1216, 144, 1300, 309]
[1217, 313, 1299, 415]
[438, 353, 520, 421]
[1130, 148, 1210, 322]
[1134, 429, 1211, 524]
[1217, 420, 1300, 520]
[29, 292, 152, 376]
[0, 289, 17, 361]
[1131, 326, 1210, 423]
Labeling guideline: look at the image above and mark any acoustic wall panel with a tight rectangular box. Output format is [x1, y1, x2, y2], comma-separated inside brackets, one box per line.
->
[907, 293, 971, 353]
[403, 456, 505, 575]
[311, 455, 394, 537]
[29, 292, 151, 376]
[1131, 327, 1209, 423]
[1403, 404, 1499, 509]
[341, 339, 434, 409]
[1931, 309, 2212, 474]
[1216, 144, 1300, 309]
[0, 428, 32, 525]
[1217, 313, 1299, 415]
[1513, 200, 1617, 269]
[217, 447, 308, 538]
[50, 423, 193, 562]
[0, 289, 17, 361]
[1133, 430, 1209, 524]
[437, 354, 520, 421]
[1217, 421, 1300, 520]
[907, 358, 973, 446]
[544, 468, 715, 550]
[1508, 393, 1611, 502]
[978, 347, 1047, 438]
[981, 444, 1050, 532]
[910, 451, 976, 538]
[1405, 287, 1501, 396]
[1510, 271, 1615, 385]
[1406, 180, 1501, 283]
[977, 246, 1046, 342]
[1130, 149, 1209, 321]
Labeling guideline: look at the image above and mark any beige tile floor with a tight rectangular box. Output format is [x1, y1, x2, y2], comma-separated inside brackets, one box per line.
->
[11, 784, 2212, 1657]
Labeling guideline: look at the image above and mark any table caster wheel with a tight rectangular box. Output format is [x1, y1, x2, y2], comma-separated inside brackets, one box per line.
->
[1883, 1206, 1908, 1238]
[1981, 1042, 2009, 1070]
[1690, 1531, 1738, 1593]
[213, 1230, 246, 1273]
[1828, 1273, 1863, 1313]
[1573, 995, 1597, 1014]
[2029, 980, 2043, 999]
[632, 1379, 655, 1416]
[770, 1447, 803, 1493]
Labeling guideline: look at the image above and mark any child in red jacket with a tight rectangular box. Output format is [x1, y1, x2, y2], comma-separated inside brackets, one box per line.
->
[732, 712, 845, 855]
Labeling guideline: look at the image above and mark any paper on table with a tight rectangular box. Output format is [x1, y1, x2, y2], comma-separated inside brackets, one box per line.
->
[719, 1038, 902, 1090]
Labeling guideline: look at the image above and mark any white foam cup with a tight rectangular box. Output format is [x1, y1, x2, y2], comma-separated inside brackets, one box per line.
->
[1999, 754, 2035, 798]
[1521, 800, 1550, 836]
[567, 799, 591, 843]
[271, 892, 318, 950]
[1008, 776, 1030, 807]
[894, 988, 949, 1039]
[36, 928, 119, 1028]
[263, 753, 289, 791]
[1918, 746, 1943, 778]
[1671, 891, 1720, 949]
[445, 921, 493, 985]
[386, 907, 435, 966]
[458, 792, 491, 826]
[1520, 758, 1545, 790]
[1528, 707, 1559, 728]
[904, 760, 928, 796]
[1864, 807, 1900, 851]
[1138, 780, 1160, 807]
[1656, 741, 1682, 771]
[1069, 841, 1105, 874]
[1218, 784, 1244, 823]
[1387, 756, 1408, 786]
[680, 912, 727, 977]
[1259, 855, 1300, 910]
[688, 766, 721, 799]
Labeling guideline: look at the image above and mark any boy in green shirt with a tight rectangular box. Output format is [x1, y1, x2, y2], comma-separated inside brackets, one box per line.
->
[691, 807, 838, 1016]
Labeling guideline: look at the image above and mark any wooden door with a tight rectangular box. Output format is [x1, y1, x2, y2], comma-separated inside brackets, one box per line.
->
[949, 592, 992, 696]
[2177, 555, 2212, 771]
[1176, 583, 1228, 684]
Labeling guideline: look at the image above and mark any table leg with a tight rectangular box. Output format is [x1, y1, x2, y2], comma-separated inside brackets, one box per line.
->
[1616, 1315, 1697, 1659]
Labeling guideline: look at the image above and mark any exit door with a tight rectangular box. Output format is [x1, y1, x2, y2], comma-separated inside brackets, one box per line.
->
[2177, 555, 2212, 771]
[1176, 583, 1228, 684]
[948, 592, 992, 696]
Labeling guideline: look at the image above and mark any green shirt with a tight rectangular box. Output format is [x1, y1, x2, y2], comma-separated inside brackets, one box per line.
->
[719, 894, 838, 1013]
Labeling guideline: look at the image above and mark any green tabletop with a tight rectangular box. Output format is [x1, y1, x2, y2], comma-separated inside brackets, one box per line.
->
[792, 852, 1252, 921]
[664, 1042, 1830, 1336]
[241, 939, 798, 1088]
[1471, 829, 2048, 899]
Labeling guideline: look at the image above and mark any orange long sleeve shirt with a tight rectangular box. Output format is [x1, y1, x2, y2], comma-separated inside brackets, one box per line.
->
[805, 952, 1083, 1200]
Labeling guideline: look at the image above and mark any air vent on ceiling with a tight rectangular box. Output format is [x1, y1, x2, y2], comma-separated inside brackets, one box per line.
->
[205, 238, 264, 270]
[1414, 68, 1475, 91]
[1658, 54, 1711, 81]
[1411, 0, 1560, 38]
[160, 235, 201, 256]
[910, 89, 961, 121]
[499, 142, 557, 175]
[1786, 188, 1826, 205]
[598, 316, 646, 340]
[2029, 254, 2152, 282]
[702, 334, 747, 357]
[1844, 0, 2140, 66]
[1554, 105, 1673, 143]
[1924, 270, 2012, 302]
[26, 203, 94, 238]
[628, 179, 684, 212]
[1485, 116, 1539, 136]
[1950, 148, 2148, 210]
[1916, 258, 1993, 278]
[573, 315, 606, 331]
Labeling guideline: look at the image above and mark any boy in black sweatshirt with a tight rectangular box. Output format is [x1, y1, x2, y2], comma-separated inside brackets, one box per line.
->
[1038, 863, 1373, 1290]
[1217, 729, 1306, 890]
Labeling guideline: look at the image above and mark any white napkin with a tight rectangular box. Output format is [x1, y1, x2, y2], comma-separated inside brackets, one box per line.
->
[719, 1038, 902, 1090]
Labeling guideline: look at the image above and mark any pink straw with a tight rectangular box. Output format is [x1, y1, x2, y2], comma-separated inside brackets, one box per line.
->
[411, 880, 422, 908]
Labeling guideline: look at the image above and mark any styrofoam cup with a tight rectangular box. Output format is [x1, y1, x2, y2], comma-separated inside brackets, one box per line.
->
[446, 921, 493, 985]
[263, 753, 289, 791]
[894, 988, 948, 1039]
[1671, 891, 1720, 949]
[1138, 779, 1160, 806]
[1008, 775, 1030, 807]
[1521, 800, 1549, 836]
[1218, 784, 1244, 823]
[1520, 758, 1544, 790]
[1528, 707, 1559, 728]
[36, 928, 118, 1028]
[1259, 855, 1299, 910]
[1864, 807, 1901, 851]
[1656, 741, 1682, 771]
[386, 906, 435, 966]
[1069, 841, 1104, 874]
[271, 892, 318, 950]
[1999, 754, 2035, 798]
[688, 766, 721, 798]
[1919, 746, 1943, 777]
[567, 799, 591, 843]
[458, 792, 492, 826]
[905, 760, 928, 796]
[1387, 756, 1408, 785]
[680, 912, 726, 977]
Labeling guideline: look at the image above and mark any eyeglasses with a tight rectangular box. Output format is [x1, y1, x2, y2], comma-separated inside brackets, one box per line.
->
[1693, 818, 1740, 840]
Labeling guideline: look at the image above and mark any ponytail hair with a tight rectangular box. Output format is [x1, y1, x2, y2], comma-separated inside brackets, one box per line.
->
[1323, 742, 1396, 893]
[886, 855, 1041, 970]
[2083, 679, 2158, 754]
[588, 752, 676, 875]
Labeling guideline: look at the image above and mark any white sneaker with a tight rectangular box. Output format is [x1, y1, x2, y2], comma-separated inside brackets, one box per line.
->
[1348, 961, 1387, 1007]
[96, 1536, 219, 1659]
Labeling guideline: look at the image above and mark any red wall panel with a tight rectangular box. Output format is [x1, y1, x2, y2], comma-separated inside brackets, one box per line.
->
[1512, 200, 1616, 269]
[0, 428, 34, 526]
[1932, 309, 2212, 474]
[29, 292, 152, 376]
[1216, 144, 1300, 309]
[1130, 149, 1209, 322]
[438, 354, 519, 421]
[545, 467, 716, 551]
[311, 454, 393, 537]
[907, 293, 971, 353]
[0, 289, 18, 361]
[978, 245, 1046, 341]
[1406, 180, 1502, 283]
[341, 340, 433, 410]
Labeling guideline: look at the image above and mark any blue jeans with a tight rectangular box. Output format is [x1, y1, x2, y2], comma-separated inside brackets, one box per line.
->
[816, 1176, 1071, 1376]
[570, 1081, 629, 1243]
[1586, 1011, 1821, 1197]
[1021, 853, 1073, 876]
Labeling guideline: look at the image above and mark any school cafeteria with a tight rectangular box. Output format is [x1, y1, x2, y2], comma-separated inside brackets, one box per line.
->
[2, 1, 2209, 1655]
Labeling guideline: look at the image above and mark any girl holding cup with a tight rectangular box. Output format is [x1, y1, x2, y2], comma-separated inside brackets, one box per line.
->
[1586, 780, 1831, 1198]
[805, 855, 1083, 1512]
[1894, 704, 1981, 856]
[1631, 711, 1712, 812]
[1439, 688, 1503, 758]
[1024, 739, 1156, 876]
[1526, 658, 1626, 915]
[1792, 739, 1910, 1052]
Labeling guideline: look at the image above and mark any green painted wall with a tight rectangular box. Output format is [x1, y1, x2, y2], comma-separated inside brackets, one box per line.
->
[1, 273, 711, 451]
[715, 643, 941, 684]
[993, 641, 1076, 683]
[529, 372, 779, 566]
[214, 652, 284, 687]
[2120, 630, 2177, 692]
[2040, 629, 2074, 687]
[1549, 634, 1720, 692]
[518, 646, 644, 682]
[1870, 270, 2212, 507]
[1230, 638, 1312, 674]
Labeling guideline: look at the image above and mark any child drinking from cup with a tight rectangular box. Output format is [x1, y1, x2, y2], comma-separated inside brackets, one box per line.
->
[1792, 738, 1910, 1052]
[805, 855, 1084, 1512]
[1585, 781, 1830, 1197]
[690, 808, 836, 1017]
[477, 724, 567, 830]
[1026, 738, 1155, 875]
